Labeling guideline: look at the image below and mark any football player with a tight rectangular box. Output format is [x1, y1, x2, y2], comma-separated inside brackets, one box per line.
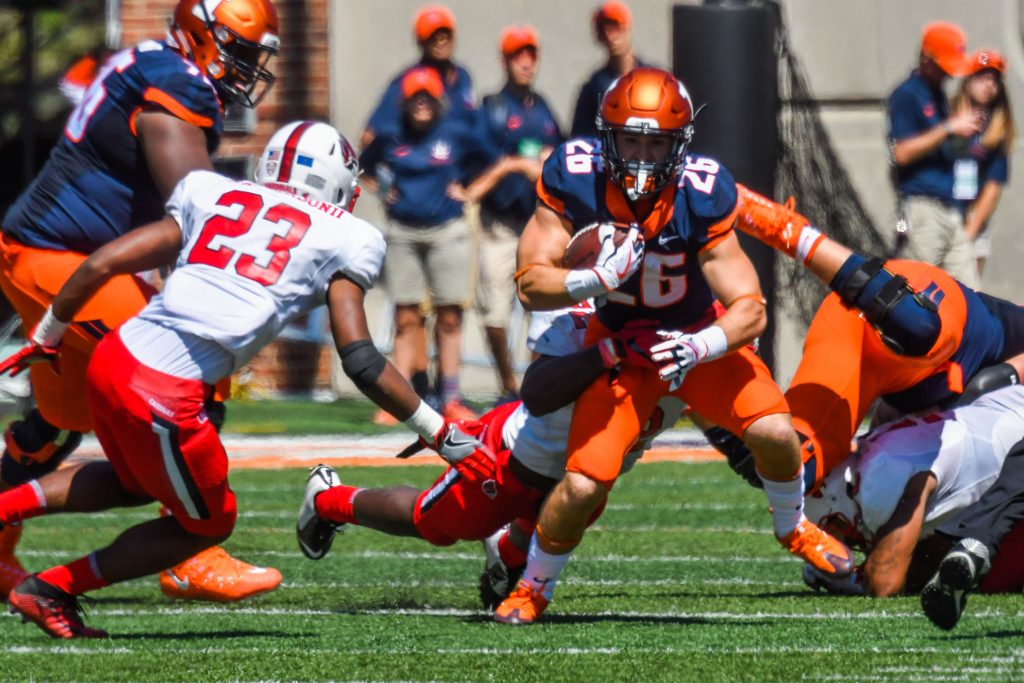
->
[496, 67, 853, 625]
[295, 300, 679, 602]
[0, 0, 282, 602]
[0, 121, 485, 639]
[799, 385, 1024, 626]
[736, 189, 1024, 489]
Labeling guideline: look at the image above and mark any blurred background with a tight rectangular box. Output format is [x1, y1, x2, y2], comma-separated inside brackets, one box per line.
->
[1, 0, 1021, 408]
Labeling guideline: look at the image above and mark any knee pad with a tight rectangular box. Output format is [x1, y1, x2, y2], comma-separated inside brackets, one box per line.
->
[1, 413, 83, 485]
[831, 255, 941, 357]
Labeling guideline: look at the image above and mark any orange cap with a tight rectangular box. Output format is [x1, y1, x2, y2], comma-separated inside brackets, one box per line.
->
[969, 48, 1007, 75]
[921, 21, 970, 77]
[414, 4, 455, 42]
[401, 66, 444, 100]
[501, 25, 539, 56]
[593, 1, 632, 29]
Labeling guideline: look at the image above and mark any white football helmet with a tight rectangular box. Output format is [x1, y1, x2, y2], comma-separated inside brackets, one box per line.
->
[255, 120, 361, 210]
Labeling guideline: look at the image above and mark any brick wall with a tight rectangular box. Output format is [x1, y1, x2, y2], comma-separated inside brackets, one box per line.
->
[120, 0, 333, 397]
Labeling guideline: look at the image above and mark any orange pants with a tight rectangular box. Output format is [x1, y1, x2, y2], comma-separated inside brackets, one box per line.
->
[566, 319, 790, 488]
[0, 236, 155, 432]
[786, 260, 968, 484]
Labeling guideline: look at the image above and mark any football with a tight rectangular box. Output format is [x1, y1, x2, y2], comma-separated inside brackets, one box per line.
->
[563, 223, 629, 270]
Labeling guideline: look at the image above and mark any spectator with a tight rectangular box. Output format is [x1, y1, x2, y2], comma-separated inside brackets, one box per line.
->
[570, 1, 647, 139]
[359, 67, 501, 422]
[359, 4, 475, 149]
[952, 49, 1015, 275]
[474, 26, 563, 403]
[888, 21, 983, 288]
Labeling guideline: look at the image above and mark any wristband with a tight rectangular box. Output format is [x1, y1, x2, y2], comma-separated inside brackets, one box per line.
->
[943, 120, 954, 136]
[691, 325, 729, 363]
[403, 400, 445, 440]
[564, 268, 607, 302]
[795, 227, 824, 266]
[32, 307, 69, 347]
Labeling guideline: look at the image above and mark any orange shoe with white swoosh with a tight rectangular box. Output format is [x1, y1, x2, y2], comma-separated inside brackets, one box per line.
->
[159, 546, 282, 602]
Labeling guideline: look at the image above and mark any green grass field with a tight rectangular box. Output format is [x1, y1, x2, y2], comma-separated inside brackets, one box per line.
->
[2, 461, 1022, 682]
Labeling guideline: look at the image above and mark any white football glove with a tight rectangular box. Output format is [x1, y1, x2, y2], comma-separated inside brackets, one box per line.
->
[802, 562, 864, 595]
[649, 331, 704, 391]
[592, 224, 644, 292]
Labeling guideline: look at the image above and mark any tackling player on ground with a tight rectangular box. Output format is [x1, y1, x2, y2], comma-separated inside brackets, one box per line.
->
[494, 68, 853, 624]
[0, 121, 486, 639]
[0, 0, 283, 602]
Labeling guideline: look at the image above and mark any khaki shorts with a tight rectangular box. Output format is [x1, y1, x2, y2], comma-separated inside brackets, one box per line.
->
[900, 195, 980, 289]
[382, 216, 473, 307]
[476, 210, 523, 328]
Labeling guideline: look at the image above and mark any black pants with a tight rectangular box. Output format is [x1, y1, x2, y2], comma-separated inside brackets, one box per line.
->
[937, 437, 1024, 556]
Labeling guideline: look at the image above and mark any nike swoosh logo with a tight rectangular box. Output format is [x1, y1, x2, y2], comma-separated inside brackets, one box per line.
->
[615, 252, 634, 280]
[658, 232, 681, 246]
[443, 433, 478, 449]
[166, 570, 189, 591]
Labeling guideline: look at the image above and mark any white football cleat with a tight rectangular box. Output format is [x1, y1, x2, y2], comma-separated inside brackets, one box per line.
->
[296, 464, 343, 560]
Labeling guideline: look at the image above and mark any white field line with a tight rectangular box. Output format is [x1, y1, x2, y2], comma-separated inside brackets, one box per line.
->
[33, 605, 1024, 621]
[14, 549, 797, 564]
[67, 428, 712, 462]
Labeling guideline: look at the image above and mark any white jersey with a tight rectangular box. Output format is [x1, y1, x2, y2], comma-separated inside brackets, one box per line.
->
[121, 171, 385, 380]
[804, 385, 1024, 546]
[504, 302, 684, 479]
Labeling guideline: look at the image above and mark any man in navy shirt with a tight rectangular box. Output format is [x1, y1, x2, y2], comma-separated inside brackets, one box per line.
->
[359, 4, 475, 150]
[570, 1, 647, 139]
[474, 26, 563, 402]
[888, 21, 983, 288]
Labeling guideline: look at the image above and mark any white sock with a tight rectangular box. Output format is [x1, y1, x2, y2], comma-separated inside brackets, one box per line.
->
[523, 532, 573, 600]
[760, 469, 806, 537]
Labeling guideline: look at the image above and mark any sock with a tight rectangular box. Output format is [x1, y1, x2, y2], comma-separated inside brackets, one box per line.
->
[440, 375, 460, 406]
[37, 553, 109, 595]
[522, 526, 577, 600]
[498, 531, 527, 568]
[0, 480, 46, 526]
[314, 485, 363, 525]
[760, 469, 806, 537]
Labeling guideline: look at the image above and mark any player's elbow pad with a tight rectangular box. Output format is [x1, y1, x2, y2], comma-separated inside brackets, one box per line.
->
[831, 255, 941, 357]
[340, 340, 387, 390]
[953, 363, 1020, 407]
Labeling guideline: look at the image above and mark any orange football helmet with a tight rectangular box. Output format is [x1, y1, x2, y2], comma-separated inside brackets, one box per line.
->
[597, 67, 695, 200]
[170, 0, 280, 108]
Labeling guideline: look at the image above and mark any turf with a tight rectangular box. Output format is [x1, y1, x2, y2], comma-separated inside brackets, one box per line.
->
[3, 462, 1022, 682]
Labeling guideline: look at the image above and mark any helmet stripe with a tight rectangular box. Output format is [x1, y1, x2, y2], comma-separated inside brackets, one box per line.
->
[277, 121, 316, 183]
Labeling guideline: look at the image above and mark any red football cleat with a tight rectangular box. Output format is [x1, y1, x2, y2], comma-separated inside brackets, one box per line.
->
[159, 546, 282, 602]
[8, 575, 108, 639]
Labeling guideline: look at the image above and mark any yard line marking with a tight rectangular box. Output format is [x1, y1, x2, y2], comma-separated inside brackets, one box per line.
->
[277, 577, 803, 589]
[76, 605, 1024, 621]
[66, 429, 722, 469]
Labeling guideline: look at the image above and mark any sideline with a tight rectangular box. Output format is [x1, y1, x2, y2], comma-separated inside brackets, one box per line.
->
[68, 429, 722, 469]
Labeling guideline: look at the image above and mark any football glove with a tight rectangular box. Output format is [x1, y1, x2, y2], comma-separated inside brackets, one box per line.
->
[592, 224, 644, 292]
[802, 562, 864, 595]
[398, 418, 498, 482]
[0, 307, 70, 377]
[648, 331, 704, 391]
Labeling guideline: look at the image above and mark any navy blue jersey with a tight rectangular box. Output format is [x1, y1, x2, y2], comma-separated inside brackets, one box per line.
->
[366, 61, 475, 141]
[3, 41, 222, 254]
[360, 115, 500, 227]
[888, 71, 954, 200]
[570, 59, 649, 138]
[477, 85, 563, 224]
[538, 137, 738, 331]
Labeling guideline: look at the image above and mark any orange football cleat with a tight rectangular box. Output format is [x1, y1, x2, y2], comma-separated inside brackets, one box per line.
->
[778, 520, 855, 578]
[159, 546, 282, 602]
[493, 579, 549, 625]
[442, 398, 478, 422]
[8, 575, 108, 639]
[0, 523, 29, 599]
[736, 185, 815, 260]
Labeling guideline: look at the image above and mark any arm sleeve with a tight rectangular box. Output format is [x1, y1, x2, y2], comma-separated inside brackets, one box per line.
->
[570, 84, 597, 138]
[331, 227, 386, 293]
[888, 89, 924, 142]
[984, 151, 1009, 184]
[365, 78, 403, 138]
[142, 69, 222, 136]
[358, 137, 386, 178]
[687, 159, 740, 250]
